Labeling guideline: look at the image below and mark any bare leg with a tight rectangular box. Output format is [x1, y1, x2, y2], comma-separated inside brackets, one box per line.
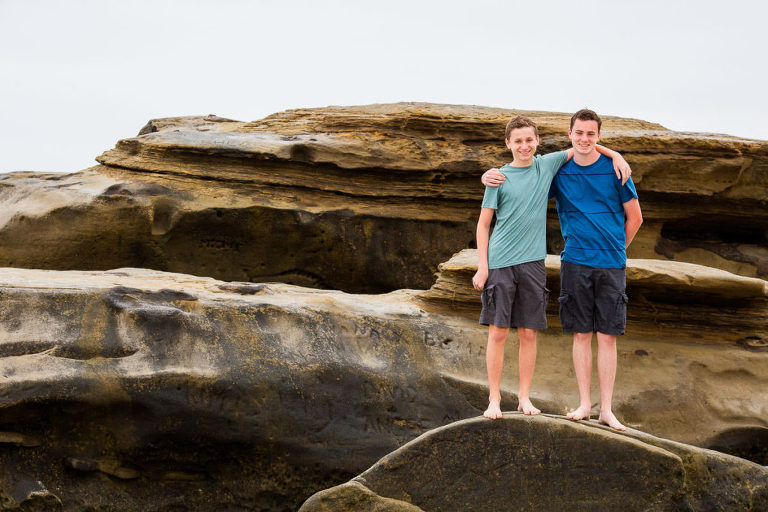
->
[484, 325, 509, 419]
[567, 332, 593, 421]
[596, 332, 625, 431]
[516, 327, 540, 415]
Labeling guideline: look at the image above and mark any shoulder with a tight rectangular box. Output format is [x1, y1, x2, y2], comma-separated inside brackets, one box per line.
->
[596, 154, 615, 170]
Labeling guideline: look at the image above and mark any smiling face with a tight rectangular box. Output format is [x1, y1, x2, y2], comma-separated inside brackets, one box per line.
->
[569, 119, 600, 157]
[505, 126, 539, 166]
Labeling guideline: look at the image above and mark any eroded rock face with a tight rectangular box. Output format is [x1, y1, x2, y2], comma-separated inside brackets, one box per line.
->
[0, 263, 766, 509]
[0, 103, 766, 293]
[300, 414, 768, 512]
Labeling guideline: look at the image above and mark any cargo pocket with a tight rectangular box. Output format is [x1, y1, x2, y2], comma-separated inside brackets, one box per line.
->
[614, 293, 628, 332]
[481, 284, 496, 309]
[542, 286, 551, 307]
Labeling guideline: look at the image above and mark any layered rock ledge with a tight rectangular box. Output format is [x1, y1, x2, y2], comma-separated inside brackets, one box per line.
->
[0, 264, 766, 509]
[421, 250, 768, 342]
[301, 414, 768, 512]
[0, 103, 766, 294]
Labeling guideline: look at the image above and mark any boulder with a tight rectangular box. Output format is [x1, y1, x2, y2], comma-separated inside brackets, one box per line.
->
[300, 414, 768, 512]
[0, 103, 766, 294]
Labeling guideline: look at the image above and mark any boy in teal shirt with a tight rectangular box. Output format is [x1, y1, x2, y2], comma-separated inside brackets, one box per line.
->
[472, 116, 629, 419]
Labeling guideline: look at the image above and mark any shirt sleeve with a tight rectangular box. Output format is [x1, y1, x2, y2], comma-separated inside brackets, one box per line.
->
[539, 150, 569, 179]
[481, 185, 499, 210]
[620, 177, 639, 204]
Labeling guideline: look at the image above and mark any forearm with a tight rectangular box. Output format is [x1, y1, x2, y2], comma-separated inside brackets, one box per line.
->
[476, 221, 490, 269]
[625, 217, 642, 248]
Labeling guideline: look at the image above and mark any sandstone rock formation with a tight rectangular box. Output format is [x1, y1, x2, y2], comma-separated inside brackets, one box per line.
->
[0, 262, 765, 509]
[300, 414, 768, 512]
[422, 250, 768, 342]
[0, 103, 766, 294]
[1, 103, 766, 509]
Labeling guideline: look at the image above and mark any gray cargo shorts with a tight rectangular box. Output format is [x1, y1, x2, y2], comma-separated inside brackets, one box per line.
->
[479, 260, 549, 330]
[558, 260, 628, 335]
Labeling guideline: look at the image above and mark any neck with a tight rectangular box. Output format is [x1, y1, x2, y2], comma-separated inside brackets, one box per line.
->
[510, 156, 534, 167]
[573, 150, 600, 166]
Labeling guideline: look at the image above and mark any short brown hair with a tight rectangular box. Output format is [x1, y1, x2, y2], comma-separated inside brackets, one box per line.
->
[505, 116, 538, 140]
[570, 109, 602, 132]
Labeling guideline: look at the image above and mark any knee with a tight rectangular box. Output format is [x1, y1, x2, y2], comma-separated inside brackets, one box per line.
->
[489, 330, 508, 344]
[573, 332, 593, 345]
[518, 328, 537, 344]
[597, 335, 617, 348]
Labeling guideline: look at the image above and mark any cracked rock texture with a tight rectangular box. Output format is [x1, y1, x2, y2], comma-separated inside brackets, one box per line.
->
[0, 103, 766, 294]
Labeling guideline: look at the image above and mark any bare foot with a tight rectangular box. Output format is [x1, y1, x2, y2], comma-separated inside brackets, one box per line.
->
[517, 398, 541, 416]
[566, 405, 591, 421]
[598, 410, 626, 431]
[483, 399, 503, 419]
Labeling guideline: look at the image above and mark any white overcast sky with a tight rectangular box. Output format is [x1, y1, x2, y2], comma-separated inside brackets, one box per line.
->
[2, 0, 767, 173]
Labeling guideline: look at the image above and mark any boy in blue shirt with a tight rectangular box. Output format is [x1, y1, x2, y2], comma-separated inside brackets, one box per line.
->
[481, 110, 643, 430]
[472, 116, 631, 420]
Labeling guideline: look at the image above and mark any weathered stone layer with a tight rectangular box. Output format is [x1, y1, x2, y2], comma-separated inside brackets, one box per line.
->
[0, 103, 766, 293]
[421, 250, 768, 343]
[0, 266, 766, 509]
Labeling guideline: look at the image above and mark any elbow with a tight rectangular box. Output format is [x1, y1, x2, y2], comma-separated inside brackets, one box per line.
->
[477, 219, 491, 231]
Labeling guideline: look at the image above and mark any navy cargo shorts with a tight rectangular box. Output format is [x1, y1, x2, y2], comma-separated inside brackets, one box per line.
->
[479, 260, 549, 330]
[558, 260, 628, 335]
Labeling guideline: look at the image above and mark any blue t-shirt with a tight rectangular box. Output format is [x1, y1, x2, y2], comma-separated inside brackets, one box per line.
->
[549, 154, 638, 268]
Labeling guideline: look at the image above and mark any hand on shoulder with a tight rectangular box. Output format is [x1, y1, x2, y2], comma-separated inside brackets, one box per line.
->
[482, 168, 505, 187]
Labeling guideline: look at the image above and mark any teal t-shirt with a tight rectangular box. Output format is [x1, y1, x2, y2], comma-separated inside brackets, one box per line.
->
[482, 151, 568, 269]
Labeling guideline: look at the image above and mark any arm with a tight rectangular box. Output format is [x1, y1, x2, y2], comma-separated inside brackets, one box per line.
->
[596, 144, 631, 185]
[623, 198, 643, 248]
[472, 208, 495, 290]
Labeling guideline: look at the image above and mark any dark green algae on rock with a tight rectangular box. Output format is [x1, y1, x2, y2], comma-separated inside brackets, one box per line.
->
[300, 413, 768, 512]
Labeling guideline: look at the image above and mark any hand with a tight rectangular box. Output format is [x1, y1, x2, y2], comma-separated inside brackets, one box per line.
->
[481, 168, 505, 187]
[472, 268, 488, 291]
[613, 156, 632, 185]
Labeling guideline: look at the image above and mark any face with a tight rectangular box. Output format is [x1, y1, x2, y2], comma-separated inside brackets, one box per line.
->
[569, 119, 600, 155]
[505, 126, 539, 164]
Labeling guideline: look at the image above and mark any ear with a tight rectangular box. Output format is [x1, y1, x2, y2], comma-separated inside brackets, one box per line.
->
[505, 138, 512, 149]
